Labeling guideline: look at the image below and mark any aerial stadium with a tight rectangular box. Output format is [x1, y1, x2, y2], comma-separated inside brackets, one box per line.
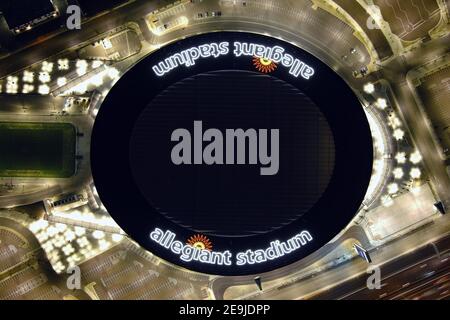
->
[0, 0, 449, 302]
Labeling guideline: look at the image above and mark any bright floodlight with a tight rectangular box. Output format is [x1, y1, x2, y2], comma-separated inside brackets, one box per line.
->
[91, 73, 104, 86]
[38, 84, 50, 95]
[64, 230, 76, 242]
[395, 152, 407, 164]
[74, 82, 88, 94]
[23, 70, 34, 83]
[6, 76, 19, 94]
[112, 233, 124, 242]
[46, 225, 58, 237]
[363, 82, 375, 94]
[393, 128, 404, 141]
[52, 236, 65, 248]
[387, 183, 399, 194]
[376, 98, 387, 109]
[410, 151, 422, 164]
[39, 72, 51, 83]
[92, 230, 105, 240]
[41, 61, 54, 73]
[58, 59, 69, 70]
[107, 67, 120, 79]
[76, 60, 88, 76]
[388, 115, 402, 129]
[410, 168, 421, 179]
[98, 239, 111, 250]
[22, 84, 34, 94]
[76, 236, 89, 248]
[57, 77, 67, 87]
[393, 167, 404, 179]
[62, 244, 75, 256]
[29, 220, 48, 233]
[56, 223, 67, 232]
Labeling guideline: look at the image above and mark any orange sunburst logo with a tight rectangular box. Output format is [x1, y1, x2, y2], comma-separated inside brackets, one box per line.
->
[252, 56, 277, 73]
[187, 234, 213, 251]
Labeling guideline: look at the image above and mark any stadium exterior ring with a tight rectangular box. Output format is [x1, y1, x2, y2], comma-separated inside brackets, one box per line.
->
[91, 32, 373, 276]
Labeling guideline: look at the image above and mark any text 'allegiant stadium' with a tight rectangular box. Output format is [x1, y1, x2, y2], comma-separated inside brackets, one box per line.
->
[152, 41, 315, 80]
[149, 228, 313, 267]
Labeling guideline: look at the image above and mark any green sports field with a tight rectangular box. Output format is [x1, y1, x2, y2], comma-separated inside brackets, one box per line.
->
[0, 122, 76, 178]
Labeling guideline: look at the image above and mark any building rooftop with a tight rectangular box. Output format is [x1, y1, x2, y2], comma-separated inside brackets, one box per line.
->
[0, 0, 56, 29]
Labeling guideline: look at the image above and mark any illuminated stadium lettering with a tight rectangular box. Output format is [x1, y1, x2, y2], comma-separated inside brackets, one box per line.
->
[152, 41, 315, 80]
[150, 228, 232, 265]
[233, 42, 315, 79]
[236, 231, 313, 266]
[149, 228, 313, 266]
[152, 42, 229, 76]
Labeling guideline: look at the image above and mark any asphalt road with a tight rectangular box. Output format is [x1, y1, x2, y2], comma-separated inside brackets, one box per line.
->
[313, 234, 450, 300]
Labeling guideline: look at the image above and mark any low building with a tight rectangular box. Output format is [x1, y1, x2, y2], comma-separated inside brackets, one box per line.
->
[0, 0, 59, 34]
